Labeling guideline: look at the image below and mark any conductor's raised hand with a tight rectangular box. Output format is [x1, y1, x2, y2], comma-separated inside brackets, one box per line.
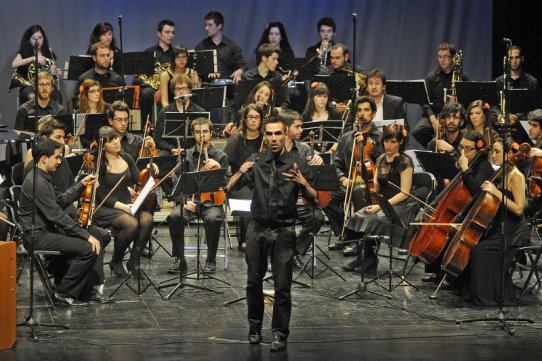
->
[282, 162, 308, 187]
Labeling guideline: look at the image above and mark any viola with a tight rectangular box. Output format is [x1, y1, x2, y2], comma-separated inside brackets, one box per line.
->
[139, 119, 159, 158]
[441, 143, 531, 276]
[199, 144, 225, 206]
[408, 146, 490, 264]
[302, 130, 331, 208]
[79, 140, 103, 228]
[132, 142, 160, 212]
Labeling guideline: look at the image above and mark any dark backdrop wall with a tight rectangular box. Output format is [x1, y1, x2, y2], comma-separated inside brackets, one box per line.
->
[0, 0, 492, 128]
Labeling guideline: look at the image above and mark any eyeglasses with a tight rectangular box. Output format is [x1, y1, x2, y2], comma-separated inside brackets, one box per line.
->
[174, 87, 190, 91]
[176, 55, 188, 60]
[114, 117, 129, 123]
[458, 144, 475, 152]
[88, 89, 101, 94]
[247, 115, 261, 120]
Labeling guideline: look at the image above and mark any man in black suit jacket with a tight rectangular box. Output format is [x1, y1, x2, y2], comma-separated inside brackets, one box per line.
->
[367, 69, 406, 122]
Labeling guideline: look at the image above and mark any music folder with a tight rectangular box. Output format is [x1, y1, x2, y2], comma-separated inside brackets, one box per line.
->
[187, 49, 218, 75]
[64, 55, 94, 81]
[113, 51, 155, 75]
[386, 80, 430, 105]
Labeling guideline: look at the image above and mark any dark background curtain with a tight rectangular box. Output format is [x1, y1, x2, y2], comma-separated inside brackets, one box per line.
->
[0, 0, 493, 129]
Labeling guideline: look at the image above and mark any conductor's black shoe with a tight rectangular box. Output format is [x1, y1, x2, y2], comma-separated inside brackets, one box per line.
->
[54, 292, 89, 307]
[204, 260, 216, 273]
[270, 335, 287, 352]
[168, 257, 188, 275]
[248, 330, 262, 344]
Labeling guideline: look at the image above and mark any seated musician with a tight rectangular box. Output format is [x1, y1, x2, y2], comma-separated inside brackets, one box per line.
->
[366, 69, 406, 126]
[422, 131, 495, 283]
[255, 22, 295, 70]
[224, 80, 274, 137]
[232, 43, 290, 116]
[92, 126, 157, 277]
[85, 22, 120, 61]
[15, 71, 67, 132]
[465, 100, 499, 146]
[166, 118, 228, 274]
[327, 96, 383, 251]
[19, 138, 109, 305]
[155, 74, 205, 156]
[73, 42, 125, 106]
[525, 109, 542, 217]
[340, 123, 414, 273]
[426, 102, 465, 155]
[494, 46, 539, 91]
[458, 137, 529, 305]
[317, 43, 366, 112]
[281, 109, 325, 266]
[107, 100, 155, 161]
[223, 104, 264, 251]
[76, 79, 109, 114]
[305, 17, 337, 69]
[23, 116, 71, 168]
[159, 45, 201, 108]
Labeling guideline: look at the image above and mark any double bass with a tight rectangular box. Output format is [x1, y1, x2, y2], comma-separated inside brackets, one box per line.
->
[441, 143, 531, 276]
[408, 146, 490, 264]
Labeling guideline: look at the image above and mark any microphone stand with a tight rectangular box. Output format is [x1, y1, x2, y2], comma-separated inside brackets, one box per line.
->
[456, 39, 533, 335]
[118, 15, 125, 102]
[17, 43, 68, 340]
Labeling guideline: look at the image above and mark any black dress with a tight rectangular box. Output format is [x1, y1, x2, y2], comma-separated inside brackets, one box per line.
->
[346, 153, 418, 248]
[459, 178, 529, 306]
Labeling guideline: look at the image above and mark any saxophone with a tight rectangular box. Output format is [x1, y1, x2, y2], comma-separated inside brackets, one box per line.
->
[443, 50, 462, 103]
[135, 61, 170, 90]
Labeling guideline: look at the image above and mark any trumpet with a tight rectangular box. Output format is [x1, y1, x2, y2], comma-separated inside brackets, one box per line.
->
[320, 40, 330, 68]
[443, 50, 463, 103]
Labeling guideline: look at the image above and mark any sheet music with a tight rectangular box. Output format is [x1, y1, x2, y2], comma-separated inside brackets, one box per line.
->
[373, 119, 405, 128]
[228, 198, 252, 213]
[131, 176, 155, 215]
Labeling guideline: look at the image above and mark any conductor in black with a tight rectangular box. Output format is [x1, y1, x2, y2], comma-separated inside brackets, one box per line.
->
[227, 117, 318, 352]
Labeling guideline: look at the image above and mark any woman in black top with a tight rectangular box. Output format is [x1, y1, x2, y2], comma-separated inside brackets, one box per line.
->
[85, 22, 120, 62]
[341, 123, 416, 272]
[255, 22, 295, 69]
[458, 137, 529, 305]
[93, 127, 156, 277]
[10, 24, 62, 104]
[223, 104, 264, 250]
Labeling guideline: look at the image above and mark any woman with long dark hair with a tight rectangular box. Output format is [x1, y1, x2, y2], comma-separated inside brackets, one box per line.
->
[10, 24, 62, 104]
[255, 22, 294, 68]
[85, 22, 119, 60]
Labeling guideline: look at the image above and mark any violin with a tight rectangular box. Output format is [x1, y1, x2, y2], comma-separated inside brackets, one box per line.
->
[351, 124, 376, 205]
[441, 143, 531, 277]
[408, 145, 490, 264]
[199, 142, 225, 206]
[139, 118, 158, 158]
[79, 140, 103, 228]
[302, 130, 331, 208]
[132, 142, 160, 212]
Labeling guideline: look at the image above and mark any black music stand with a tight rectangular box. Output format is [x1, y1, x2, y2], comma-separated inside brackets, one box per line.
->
[163, 111, 210, 149]
[294, 165, 345, 282]
[509, 89, 542, 114]
[160, 169, 230, 299]
[313, 75, 356, 103]
[414, 151, 458, 180]
[368, 194, 416, 292]
[281, 57, 320, 81]
[64, 55, 94, 80]
[187, 50, 218, 75]
[26, 114, 74, 135]
[112, 52, 154, 75]
[102, 87, 136, 109]
[301, 120, 343, 153]
[78, 113, 109, 149]
[192, 87, 226, 109]
[455, 81, 499, 107]
[386, 80, 430, 105]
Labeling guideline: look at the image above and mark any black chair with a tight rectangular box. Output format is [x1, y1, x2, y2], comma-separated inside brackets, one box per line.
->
[11, 162, 24, 186]
[510, 221, 542, 304]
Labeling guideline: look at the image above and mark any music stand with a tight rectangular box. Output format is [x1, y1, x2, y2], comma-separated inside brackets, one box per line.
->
[163, 111, 210, 149]
[65, 154, 84, 178]
[367, 194, 417, 292]
[280, 57, 320, 81]
[102, 86, 138, 109]
[301, 120, 343, 153]
[294, 165, 345, 282]
[64, 55, 93, 80]
[77, 113, 109, 149]
[455, 81, 499, 107]
[112, 52, 154, 75]
[192, 87, 227, 109]
[414, 151, 458, 181]
[26, 114, 74, 135]
[187, 50, 218, 75]
[160, 168, 230, 299]
[386, 80, 430, 105]
[509, 89, 542, 114]
[313, 75, 356, 103]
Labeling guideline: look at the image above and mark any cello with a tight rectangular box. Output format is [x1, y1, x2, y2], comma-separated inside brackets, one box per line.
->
[408, 145, 490, 264]
[441, 143, 531, 277]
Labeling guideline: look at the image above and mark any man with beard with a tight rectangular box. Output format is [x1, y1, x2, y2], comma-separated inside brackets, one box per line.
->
[15, 71, 67, 131]
[73, 42, 125, 105]
[495, 46, 539, 90]
[426, 102, 465, 156]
